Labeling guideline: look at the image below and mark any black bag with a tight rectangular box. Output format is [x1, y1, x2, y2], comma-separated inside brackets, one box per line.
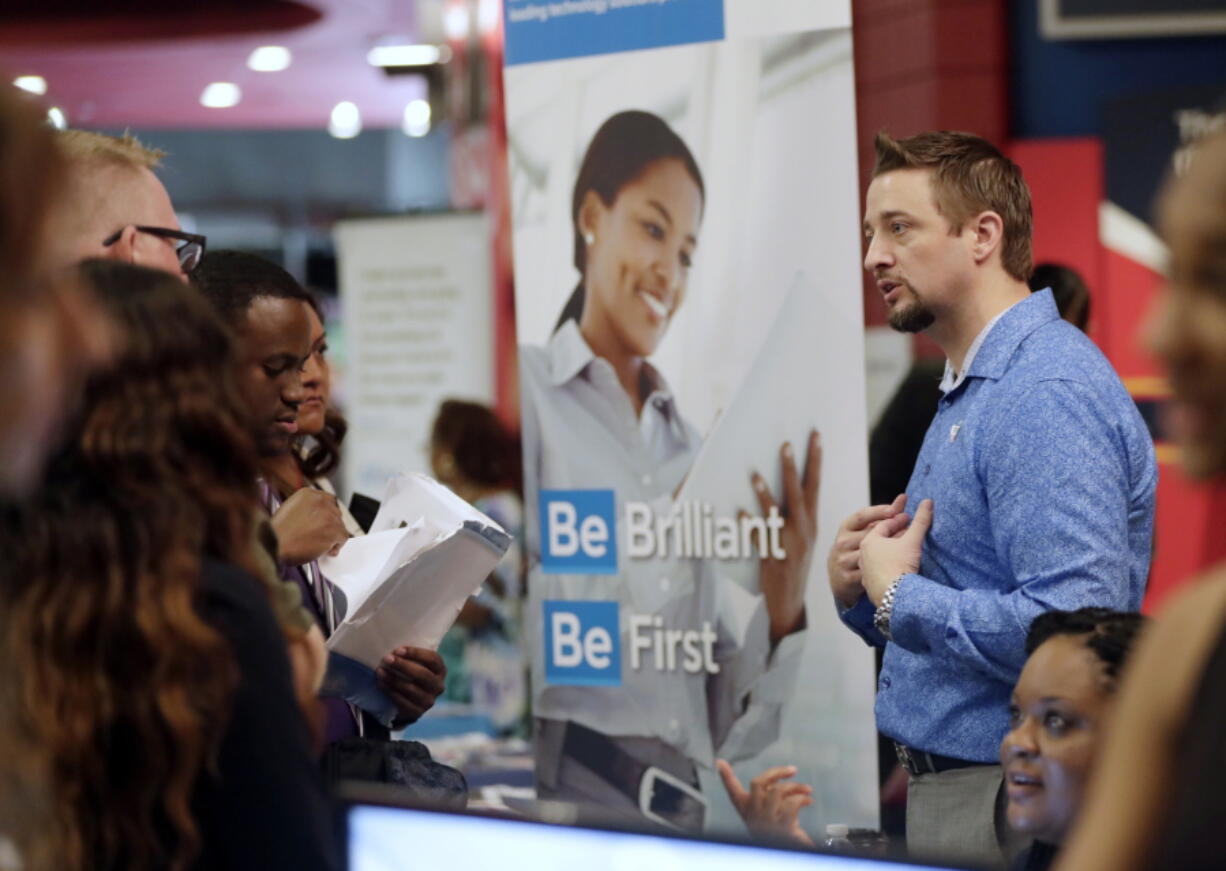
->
[322, 738, 467, 809]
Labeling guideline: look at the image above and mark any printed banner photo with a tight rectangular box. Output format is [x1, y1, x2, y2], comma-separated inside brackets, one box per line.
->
[504, 0, 879, 836]
[335, 212, 494, 498]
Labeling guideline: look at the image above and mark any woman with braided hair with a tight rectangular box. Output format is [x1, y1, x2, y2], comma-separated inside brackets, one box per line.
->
[721, 607, 1147, 867]
[1000, 608, 1148, 871]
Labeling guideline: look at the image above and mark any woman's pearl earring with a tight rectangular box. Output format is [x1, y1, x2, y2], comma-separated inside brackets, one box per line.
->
[584, 232, 595, 246]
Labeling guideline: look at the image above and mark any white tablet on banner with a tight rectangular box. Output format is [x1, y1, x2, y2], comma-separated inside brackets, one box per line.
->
[676, 272, 846, 589]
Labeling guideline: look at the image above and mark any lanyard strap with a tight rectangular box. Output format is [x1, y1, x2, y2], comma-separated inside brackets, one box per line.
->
[304, 552, 362, 735]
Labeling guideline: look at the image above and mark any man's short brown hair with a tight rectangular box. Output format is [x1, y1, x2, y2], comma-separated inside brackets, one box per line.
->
[872, 130, 1033, 281]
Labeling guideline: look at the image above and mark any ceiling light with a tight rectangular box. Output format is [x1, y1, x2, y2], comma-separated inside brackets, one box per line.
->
[403, 99, 431, 138]
[329, 101, 362, 139]
[367, 44, 452, 68]
[247, 46, 292, 73]
[46, 107, 66, 130]
[13, 75, 46, 96]
[200, 82, 241, 109]
[444, 5, 471, 41]
[478, 0, 500, 35]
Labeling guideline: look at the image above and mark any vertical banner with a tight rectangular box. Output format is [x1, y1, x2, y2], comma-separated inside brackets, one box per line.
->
[335, 212, 494, 499]
[504, 0, 878, 835]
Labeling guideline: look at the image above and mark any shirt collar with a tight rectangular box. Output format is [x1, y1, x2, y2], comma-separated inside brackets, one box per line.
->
[546, 318, 596, 386]
[546, 318, 688, 442]
[257, 477, 279, 512]
[940, 290, 1059, 392]
[940, 309, 1008, 393]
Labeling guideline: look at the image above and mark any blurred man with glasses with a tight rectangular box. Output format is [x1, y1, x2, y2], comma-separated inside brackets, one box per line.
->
[49, 129, 204, 279]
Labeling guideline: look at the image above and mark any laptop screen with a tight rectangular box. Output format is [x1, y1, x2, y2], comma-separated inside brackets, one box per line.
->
[347, 803, 967, 871]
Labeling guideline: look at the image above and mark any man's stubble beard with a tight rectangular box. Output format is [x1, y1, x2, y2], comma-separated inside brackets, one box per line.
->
[887, 286, 936, 333]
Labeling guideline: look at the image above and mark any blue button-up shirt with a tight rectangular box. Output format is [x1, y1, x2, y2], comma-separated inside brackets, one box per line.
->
[842, 290, 1157, 762]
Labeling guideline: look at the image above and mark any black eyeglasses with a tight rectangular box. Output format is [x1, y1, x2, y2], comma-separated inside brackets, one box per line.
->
[101, 225, 207, 274]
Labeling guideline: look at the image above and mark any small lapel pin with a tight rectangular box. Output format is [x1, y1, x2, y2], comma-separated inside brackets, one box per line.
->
[949, 423, 962, 442]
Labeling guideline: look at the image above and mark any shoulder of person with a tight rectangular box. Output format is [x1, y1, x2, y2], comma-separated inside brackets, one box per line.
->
[198, 558, 277, 622]
[1007, 319, 1113, 385]
[1156, 565, 1226, 640]
[993, 332, 1138, 431]
[517, 342, 556, 406]
[1132, 565, 1226, 728]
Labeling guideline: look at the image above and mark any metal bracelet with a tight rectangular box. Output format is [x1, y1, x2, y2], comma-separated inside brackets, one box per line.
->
[872, 576, 905, 639]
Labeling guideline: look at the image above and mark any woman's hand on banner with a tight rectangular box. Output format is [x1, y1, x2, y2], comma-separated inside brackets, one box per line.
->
[859, 498, 934, 606]
[826, 493, 907, 609]
[716, 759, 815, 847]
[755, 429, 821, 645]
[376, 646, 447, 727]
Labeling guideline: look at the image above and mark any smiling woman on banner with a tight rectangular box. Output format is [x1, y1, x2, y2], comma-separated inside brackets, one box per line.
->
[520, 109, 820, 831]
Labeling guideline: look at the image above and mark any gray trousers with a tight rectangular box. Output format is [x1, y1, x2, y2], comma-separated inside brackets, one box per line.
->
[906, 764, 1020, 870]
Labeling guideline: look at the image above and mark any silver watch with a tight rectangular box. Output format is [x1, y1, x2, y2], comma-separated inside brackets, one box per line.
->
[873, 576, 905, 639]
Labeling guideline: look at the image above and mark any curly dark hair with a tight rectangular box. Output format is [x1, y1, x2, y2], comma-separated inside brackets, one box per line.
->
[298, 407, 348, 482]
[430, 399, 522, 493]
[1025, 608, 1149, 689]
[0, 261, 265, 871]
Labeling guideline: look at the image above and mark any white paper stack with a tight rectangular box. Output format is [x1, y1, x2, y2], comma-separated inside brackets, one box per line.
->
[319, 474, 512, 666]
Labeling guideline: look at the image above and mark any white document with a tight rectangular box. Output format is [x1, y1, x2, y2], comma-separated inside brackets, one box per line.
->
[319, 474, 512, 666]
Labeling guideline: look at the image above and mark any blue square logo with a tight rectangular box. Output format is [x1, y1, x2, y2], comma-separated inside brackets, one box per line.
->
[539, 489, 617, 574]
[543, 600, 621, 686]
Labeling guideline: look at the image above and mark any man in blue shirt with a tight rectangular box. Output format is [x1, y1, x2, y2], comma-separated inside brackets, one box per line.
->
[829, 131, 1156, 867]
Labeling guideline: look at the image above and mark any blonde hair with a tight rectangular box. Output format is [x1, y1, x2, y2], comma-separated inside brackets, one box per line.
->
[57, 129, 164, 172]
[50, 130, 168, 258]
